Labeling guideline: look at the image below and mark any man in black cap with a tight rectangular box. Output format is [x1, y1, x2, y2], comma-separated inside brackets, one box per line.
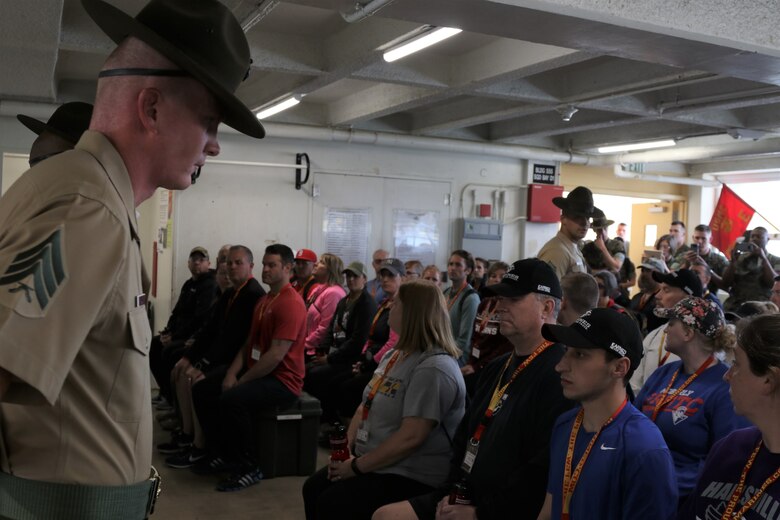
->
[0, 0, 263, 517]
[538, 309, 676, 520]
[17, 102, 93, 167]
[375, 258, 574, 520]
[538, 186, 599, 280]
[629, 268, 704, 393]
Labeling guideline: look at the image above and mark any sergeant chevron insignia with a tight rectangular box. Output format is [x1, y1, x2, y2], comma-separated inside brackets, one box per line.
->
[0, 229, 67, 313]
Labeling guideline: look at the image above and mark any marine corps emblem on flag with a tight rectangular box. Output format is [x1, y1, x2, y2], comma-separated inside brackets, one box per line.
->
[0, 228, 67, 316]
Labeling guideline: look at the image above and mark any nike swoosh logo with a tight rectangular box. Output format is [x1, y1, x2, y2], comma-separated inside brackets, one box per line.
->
[600, 443, 617, 450]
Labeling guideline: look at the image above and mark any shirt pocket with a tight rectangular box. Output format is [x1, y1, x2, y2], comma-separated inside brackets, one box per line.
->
[106, 307, 151, 422]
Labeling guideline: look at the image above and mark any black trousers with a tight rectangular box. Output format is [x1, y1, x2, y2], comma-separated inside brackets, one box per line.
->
[304, 363, 352, 423]
[149, 335, 187, 403]
[302, 465, 434, 520]
[191, 366, 296, 465]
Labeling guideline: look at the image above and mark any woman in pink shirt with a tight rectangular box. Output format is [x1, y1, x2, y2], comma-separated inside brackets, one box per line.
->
[305, 253, 347, 356]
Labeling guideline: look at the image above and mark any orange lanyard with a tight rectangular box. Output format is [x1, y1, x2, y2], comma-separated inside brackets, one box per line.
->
[247, 291, 281, 359]
[361, 350, 404, 421]
[369, 299, 392, 336]
[469, 341, 553, 445]
[657, 329, 671, 367]
[722, 439, 780, 519]
[562, 399, 628, 520]
[447, 283, 467, 310]
[651, 356, 714, 422]
[225, 278, 250, 316]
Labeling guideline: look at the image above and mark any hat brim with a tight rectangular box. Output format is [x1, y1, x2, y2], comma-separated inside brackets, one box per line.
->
[379, 267, 402, 277]
[16, 114, 79, 144]
[82, 0, 265, 139]
[342, 268, 365, 278]
[651, 271, 673, 285]
[481, 282, 529, 298]
[552, 198, 597, 217]
[541, 323, 602, 349]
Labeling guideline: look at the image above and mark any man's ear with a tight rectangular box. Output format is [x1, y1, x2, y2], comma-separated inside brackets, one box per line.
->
[613, 357, 631, 381]
[137, 87, 162, 133]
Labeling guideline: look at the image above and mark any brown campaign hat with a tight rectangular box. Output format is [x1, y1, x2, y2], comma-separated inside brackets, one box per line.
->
[552, 186, 598, 218]
[82, 0, 265, 138]
[17, 102, 93, 145]
[590, 208, 614, 229]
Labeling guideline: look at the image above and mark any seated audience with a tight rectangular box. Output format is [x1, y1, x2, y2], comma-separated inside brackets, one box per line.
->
[635, 297, 746, 504]
[593, 270, 627, 312]
[421, 265, 442, 288]
[162, 245, 264, 467]
[367, 249, 390, 304]
[444, 249, 480, 366]
[725, 300, 780, 324]
[472, 257, 489, 292]
[630, 268, 703, 394]
[539, 309, 677, 520]
[461, 261, 512, 395]
[191, 244, 307, 492]
[680, 314, 780, 519]
[375, 259, 575, 520]
[214, 244, 233, 294]
[558, 272, 599, 326]
[150, 246, 218, 407]
[303, 280, 466, 520]
[305, 253, 347, 356]
[305, 261, 377, 425]
[629, 257, 667, 336]
[404, 260, 423, 282]
[292, 248, 321, 304]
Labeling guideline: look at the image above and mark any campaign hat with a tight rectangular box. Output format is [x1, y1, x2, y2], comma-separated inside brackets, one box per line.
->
[552, 186, 598, 218]
[17, 102, 93, 144]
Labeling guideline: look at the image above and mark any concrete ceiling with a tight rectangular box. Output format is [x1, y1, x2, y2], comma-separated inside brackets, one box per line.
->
[4, 0, 780, 164]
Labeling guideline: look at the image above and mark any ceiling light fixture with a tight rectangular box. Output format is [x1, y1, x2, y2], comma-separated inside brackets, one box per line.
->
[556, 105, 578, 122]
[255, 96, 301, 120]
[383, 27, 462, 63]
[597, 139, 677, 154]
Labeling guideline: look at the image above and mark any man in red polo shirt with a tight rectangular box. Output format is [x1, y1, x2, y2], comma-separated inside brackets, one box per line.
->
[191, 243, 307, 492]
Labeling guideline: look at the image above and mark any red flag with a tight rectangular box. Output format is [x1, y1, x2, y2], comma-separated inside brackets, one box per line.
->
[709, 185, 755, 252]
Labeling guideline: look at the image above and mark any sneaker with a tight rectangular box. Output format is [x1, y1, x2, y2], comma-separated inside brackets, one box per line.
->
[216, 467, 264, 492]
[157, 432, 193, 454]
[158, 416, 181, 432]
[155, 399, 173, 411]
[190, 456, 237, 475]
[166, 447, 206, 469]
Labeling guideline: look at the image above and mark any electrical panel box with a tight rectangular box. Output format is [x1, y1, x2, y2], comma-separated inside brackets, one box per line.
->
[527, 184, 564, 223]
[461, 218, 503, 260]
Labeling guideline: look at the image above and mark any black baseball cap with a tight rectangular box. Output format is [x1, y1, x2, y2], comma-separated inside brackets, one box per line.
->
[483, 258, 562, 299]
[378, 258, 404, 277]
[651, 268, 703, 297]
[542, 308, 644, 374]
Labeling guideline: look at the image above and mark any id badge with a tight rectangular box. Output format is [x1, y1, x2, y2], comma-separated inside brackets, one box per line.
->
[472, 347, 481, 359]
[356, 428, 369, 443]
[251, 348, 261, 361]
[461, 443, 479, 474]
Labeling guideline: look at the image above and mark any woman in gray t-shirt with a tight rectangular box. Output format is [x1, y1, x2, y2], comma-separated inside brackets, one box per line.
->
[302, 279, 466, 520]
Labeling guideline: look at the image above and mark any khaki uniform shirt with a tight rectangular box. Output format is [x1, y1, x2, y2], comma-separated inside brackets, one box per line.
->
[0, 131, 152, 485]
[537, 231, 587, 280]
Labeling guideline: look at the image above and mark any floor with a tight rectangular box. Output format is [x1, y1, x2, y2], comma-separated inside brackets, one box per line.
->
[151, 416, 330, 519]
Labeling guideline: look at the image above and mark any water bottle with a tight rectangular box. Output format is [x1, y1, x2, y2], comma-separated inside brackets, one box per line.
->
[329, 424, 350, 462]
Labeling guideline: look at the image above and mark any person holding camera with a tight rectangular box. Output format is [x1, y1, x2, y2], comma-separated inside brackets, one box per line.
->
[721, 227, 780, 312]
[671, 224, 729, 291]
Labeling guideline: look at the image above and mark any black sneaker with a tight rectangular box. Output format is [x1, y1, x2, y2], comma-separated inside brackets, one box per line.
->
[190, 455, 237, 475]
[157, 432, 193, 454]
[216, 467, 264, 492]
[166, 447, 206, 469]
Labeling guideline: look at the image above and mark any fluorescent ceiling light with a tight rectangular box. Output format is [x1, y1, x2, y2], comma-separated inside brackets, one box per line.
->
[255, 96, 300, 120]
[383, 27, 462, 63]
[597, 139, 677, 154]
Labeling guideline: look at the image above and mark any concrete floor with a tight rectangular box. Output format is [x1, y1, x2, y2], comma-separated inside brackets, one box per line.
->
[151, 422, 330, 519]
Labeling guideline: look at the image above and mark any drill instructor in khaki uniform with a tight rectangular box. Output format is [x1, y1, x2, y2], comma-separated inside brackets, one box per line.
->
[0, 0, 264, 518]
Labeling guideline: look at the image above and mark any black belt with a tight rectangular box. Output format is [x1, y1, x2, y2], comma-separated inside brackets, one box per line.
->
[0, 466, 161, 519]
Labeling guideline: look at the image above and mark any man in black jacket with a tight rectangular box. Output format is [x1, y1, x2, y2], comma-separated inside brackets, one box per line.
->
[161, 245, 265, 466]
[150, 246, 219, 405]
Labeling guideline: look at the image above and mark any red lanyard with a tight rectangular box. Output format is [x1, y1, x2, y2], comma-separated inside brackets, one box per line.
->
[651, 355, 715, 422]
[562, 399, 628, 520]
[469, 341, 553, 445]
[657, 329, 671, 367]
[447, 283, 467, 310]
[474, 299, 498, 335]
[722, 439, 780, 519]
[361, 350, 404, 421]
